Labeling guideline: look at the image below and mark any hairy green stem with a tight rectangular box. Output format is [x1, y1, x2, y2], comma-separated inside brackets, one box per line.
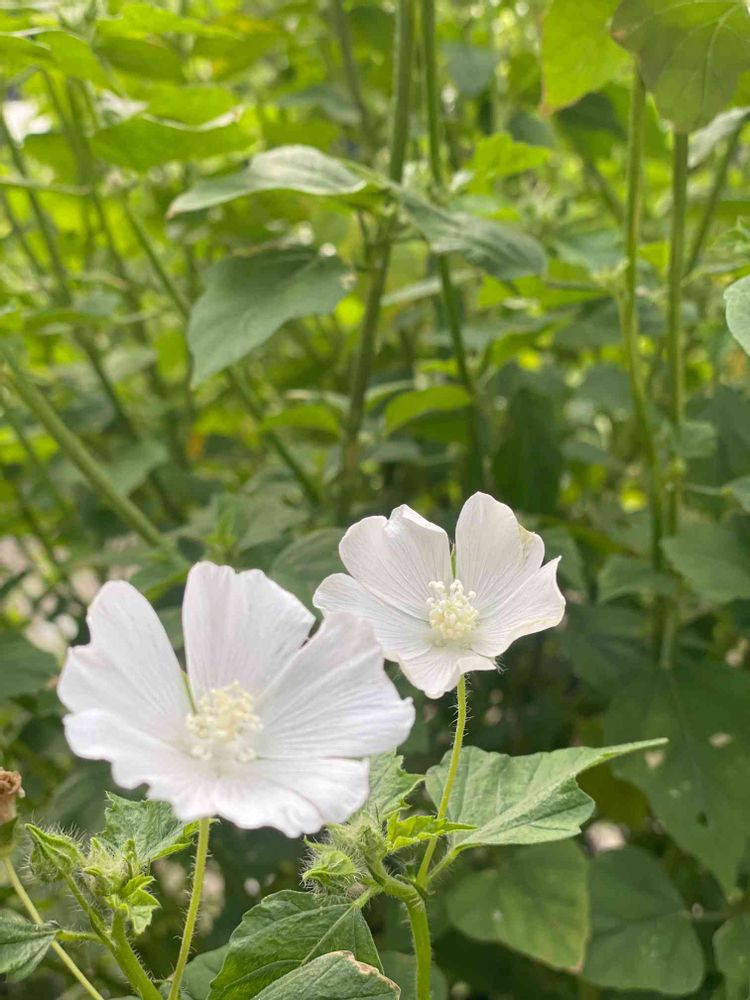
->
[417, 675, 467, 886]
[110, 913, 163, 1000]
[0, 345, 170, 550]
[168, 817, 211, 1000]
[3, 858, 105, 1000]
[329, 0, 374, 149]
[686, 117, 745, 276]
[338, 0, 414, 517]
[667, 132, 689, 536]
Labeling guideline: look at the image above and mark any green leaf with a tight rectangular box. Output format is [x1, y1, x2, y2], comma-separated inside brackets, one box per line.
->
[188, 249, 350, 384]
[604, 660, 750, 891]
[542, 0, 628, 112]
[251, 952, 398, 1000]
[714, 915, 750, 1000]
[99, 795, 197, 868]
[36, 30, 110, 86]
[385, 385, 471, 434]
[424, 740, 665, 854]
[207, 891, 380, 1000]
[362, 752, 423, 823]
[380, 952, 448, 1000]
[443, 43, 497, 97]
[662, 522, 750, 603]
[447, 841, 589, 971]
[403, 194, 547, 280]
[597, 555, 678, 605]
[465, 133, 550, 193]
[612, 0, 750, 132]
[270, 528, 345, 607]
[0, 914, 58, 982]
[182, 946, 229, 1000]
[725, 275, 750, 355]
[168, 145, 373, 215]
[583, 846, 704, 994]
[106, 440, 169, 497]
[0, 32, 53, 73]
[726, 474, 750, 513]
[91, 114, 252, 171]
[97, 2, 236, 38]
[386, 815, 473, 854]
[0, 633, 57, 700]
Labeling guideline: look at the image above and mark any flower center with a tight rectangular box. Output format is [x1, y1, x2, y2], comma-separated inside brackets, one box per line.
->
[426, 579, 478, 647]
[186, 680, 263, 764]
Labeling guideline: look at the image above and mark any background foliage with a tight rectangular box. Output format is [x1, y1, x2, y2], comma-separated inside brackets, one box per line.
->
[1, 0, 750, 997]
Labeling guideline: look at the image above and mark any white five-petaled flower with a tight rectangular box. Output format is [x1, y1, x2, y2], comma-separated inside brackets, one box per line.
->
[314, 492, 565, 700]
[59, 562, 415, 838]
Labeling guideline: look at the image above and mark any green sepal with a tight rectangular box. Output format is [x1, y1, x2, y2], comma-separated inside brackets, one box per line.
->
[26, 824, 85, 881]
[386, 814, 475, 854]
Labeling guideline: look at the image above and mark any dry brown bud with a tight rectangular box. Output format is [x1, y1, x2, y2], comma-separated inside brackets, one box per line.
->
[0, 770, 25, 825]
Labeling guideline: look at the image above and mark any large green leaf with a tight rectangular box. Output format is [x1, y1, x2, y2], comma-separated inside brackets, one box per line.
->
[182, 947, 229, 1000]
[447, 841, 589, 971]
[0, 633, 58, 701]
[169, 145, 374, 215]
[270, 528, 345, 607]
[91, 114, 253, 171]
[612, 0, 750, 132]
[542, 0, 628, 112]
[207, 891, 380, 1000]
[424, 740, 664, 855]
[385, 386, 470, 434]
[714, 915, 750, 1000]
[362, 752, 423, 823]
[403, 194, 546, 280]
[559, 605, 651, 696]
[725, 275, 750, 356]
[604, 660, 750, 891]
[99, 795, 197, 867]
[662, 522, 750, 603]
[252, 952, 398, 1000]
[188, 249, 350, 384]
[583, 846, 704, 994]
[0, 914, 57, 982]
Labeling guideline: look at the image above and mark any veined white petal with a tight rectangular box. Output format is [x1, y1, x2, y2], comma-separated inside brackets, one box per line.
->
[400, 648, 496, 700]
[313, 573, 432, 661]
[64, 711, 217, 822]
[58, 581, 189, 738]
[212, 758, 370, 837]
[338, 505, 451, 615]
[258, 613, 414, 759]
[183, 562, 314, 699]
[471, 557, 565, 656]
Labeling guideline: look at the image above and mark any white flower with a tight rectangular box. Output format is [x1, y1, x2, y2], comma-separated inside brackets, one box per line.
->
[314, 492, 565, 700]
[59, 562, 415, 837]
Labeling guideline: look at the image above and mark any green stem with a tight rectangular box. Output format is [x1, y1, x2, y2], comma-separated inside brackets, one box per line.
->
[227, 368, 321, 505]
[619, 73, 664, 577]
[0, 346, 170, 549]
[110, 913, 163, 1000]
[419, 0, 483, 489]
[337, 0, 414, 517]
[0, 188, 45, 277]
[667, 131, 689, 537]
[417, 675, 467, 886]
[686, 116, 745, 276]
[3, 858, 105, 1000]
[405, 897, 432, 1000]
[2, 397, 74, 519]
[167, 817, 211, 1000]
[329, 0, 374, 150]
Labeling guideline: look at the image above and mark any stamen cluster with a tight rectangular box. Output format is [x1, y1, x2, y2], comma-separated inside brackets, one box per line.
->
[426, 580, 478, 647]
[186, 680, 263, 763]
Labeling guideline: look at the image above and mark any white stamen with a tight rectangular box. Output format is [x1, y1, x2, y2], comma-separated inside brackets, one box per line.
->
[426, 579, 478, 647]
[186, 680, 263, 763]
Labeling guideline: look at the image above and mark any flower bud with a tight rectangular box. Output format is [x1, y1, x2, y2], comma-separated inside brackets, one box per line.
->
[0, 770, 24, 826]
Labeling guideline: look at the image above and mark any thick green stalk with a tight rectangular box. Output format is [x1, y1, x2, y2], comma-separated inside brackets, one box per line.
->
[419, 0, 483, 489]
[686, 117, 745, 276]
[338, 0, 414, 517]
[2, 398, 74, 519]
[3, 858, 105, 1000]
[417, 675, 467, 886]
[667, 132, 689, 536]
[0, 189, 45, 277]
[110, 914, 163, 1000]
[0, 346, 169, 550]
[619, 73, 664, 575]
[167, 818, 211, 1000]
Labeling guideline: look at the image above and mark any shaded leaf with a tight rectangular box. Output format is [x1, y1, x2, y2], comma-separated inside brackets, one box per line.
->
[270, 528, 345, 608]
[725, 275, 750, 355]
[714, 915, 750, 1000]
[362, 752, 422, 823]
[0, 633, 57, 701]
[662, 522, 750, 603]
[99, 794, 197, 868]
[0, 914, 57, 982]
[380, 952, 448, 1000]
[385, 386, 470, 434]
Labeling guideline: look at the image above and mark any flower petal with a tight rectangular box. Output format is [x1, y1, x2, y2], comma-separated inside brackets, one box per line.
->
[471, 557, 565, 656]
[400, 648, 497, 700]
[183, 562, 314, 699]
[258, 612, 414, 759]
[338, 506, 451, 615]
[313, 573, 432, 661]
[58, 581, 189, 739]
[64, 710, 217, 822]
[212, 757, 370, 836]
